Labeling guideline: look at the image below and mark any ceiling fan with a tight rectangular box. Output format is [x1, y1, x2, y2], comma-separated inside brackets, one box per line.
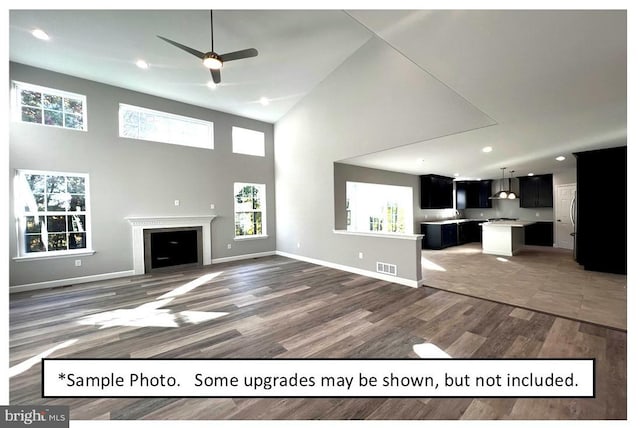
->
[157, 10, 258, 84]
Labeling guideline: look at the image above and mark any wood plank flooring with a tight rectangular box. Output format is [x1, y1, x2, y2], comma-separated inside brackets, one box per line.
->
[421, 243, 627, 329]
[9, 256, 626, 420]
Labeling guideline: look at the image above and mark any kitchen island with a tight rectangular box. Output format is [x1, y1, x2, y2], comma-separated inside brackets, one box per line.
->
[481, 220, 536, 256]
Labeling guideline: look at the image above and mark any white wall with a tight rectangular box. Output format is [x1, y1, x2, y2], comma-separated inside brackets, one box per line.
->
[275, 37, 494, 283]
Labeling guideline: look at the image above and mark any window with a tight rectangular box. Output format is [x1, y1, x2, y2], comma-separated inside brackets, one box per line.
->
[14, 170, 92, 257]
[346, 181, 413, 234]
[119, 104, 214, 150]
[234, 183, 266, 238]
[12, 81, 87, 131]
[232, 126, 265, 157]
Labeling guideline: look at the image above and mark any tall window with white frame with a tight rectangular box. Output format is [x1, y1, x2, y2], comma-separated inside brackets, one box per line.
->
[14, 170, 92, 257]
[234, 183, 267, 238]
[12, 81, 87, 131]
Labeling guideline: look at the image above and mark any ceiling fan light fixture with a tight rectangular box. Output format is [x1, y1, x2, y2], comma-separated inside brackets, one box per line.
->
[203, 54, 223, 70]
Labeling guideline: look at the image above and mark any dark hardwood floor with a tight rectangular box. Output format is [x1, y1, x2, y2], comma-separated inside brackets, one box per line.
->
[9, 256, 626, 420]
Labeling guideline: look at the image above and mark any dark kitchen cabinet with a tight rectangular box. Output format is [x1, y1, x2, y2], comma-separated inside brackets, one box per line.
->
[574, 146, 626, 274]
[458, 221, 484, 243]
[518, 174, 553, 208]
[524, 222, 554, 246]
[456, 180, 493, 209]
[421, 223, 458, 250]
[420, 174, 453, 209]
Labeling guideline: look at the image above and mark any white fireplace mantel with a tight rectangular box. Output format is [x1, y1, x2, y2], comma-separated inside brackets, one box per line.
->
[126, 215, 216, 275]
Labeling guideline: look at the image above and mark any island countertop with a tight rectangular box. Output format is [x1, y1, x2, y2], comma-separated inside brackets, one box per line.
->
[420, 219, 487, 225]
[481, 220, 536, 228]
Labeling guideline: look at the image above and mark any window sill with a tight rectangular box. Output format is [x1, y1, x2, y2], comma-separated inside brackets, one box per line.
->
[234, 235, 269, 241]
[333, 230, 424, 241]
[13, 250, 96, 262]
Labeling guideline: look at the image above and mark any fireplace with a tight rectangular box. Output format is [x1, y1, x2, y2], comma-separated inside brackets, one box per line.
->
[126, 216, 216, 275]
[144, 227, 202, 272]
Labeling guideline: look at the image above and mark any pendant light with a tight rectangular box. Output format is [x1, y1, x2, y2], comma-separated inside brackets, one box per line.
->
[490, 167, 509, 199]
[507, 170, 519, 199]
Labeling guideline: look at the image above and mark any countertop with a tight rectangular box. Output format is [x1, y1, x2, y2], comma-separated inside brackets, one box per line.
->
[481, 220, 536, 228]
[421, 219, 487, 225]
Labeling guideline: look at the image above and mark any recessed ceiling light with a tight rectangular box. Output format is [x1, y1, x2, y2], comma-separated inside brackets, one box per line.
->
[135, 60, 149, 70]
[259, 97, 269, 106]
[207, 81, 217, 90]
[31, 29, 50, 41]
[482, 146, 493, 153]
[528, 172, 534, 176]
[453, 173, 459, 177]
[555, 156, 566, 161]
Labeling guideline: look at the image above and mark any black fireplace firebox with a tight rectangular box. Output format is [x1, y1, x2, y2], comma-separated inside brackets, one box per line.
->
[143, 227, 203, 272]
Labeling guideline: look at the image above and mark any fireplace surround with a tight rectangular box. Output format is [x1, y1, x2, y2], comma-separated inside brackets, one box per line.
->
[126, 216, 216, 275]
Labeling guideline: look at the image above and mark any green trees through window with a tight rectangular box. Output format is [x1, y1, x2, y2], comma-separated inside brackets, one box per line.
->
[16, 170, 90, 255]
[234, 183, 266, 237]
[13, 81, 86, 130]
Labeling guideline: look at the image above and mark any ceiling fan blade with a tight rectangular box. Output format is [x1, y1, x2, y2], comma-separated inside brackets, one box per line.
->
[210, 68, 221, 84]
[219, 48, 258, 62]
[157, 35, 205, 59]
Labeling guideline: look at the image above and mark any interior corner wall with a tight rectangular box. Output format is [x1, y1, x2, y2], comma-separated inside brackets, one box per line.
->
[9, 62, 275, 288]
[274, 37, 494, 284]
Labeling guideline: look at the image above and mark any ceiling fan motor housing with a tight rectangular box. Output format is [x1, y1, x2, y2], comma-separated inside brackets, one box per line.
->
[203, 52, 223, 70]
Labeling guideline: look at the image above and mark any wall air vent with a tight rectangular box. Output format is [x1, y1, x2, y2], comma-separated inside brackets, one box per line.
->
[376, 262, 397, 276]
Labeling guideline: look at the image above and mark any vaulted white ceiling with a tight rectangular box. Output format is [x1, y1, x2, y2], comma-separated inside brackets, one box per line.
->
[9, 10, 372, 124]
[9, 9, 626, 180]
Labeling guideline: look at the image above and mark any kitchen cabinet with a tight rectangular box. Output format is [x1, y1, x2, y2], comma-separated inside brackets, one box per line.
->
[458, 220, 484, 243]
[456, 180, 493, 209]
[574, 146, 626, 274]
[421, 223, 457, 249]
[517, 174, 553, 208]
[420, 174, 453, 209]
[524, 222, 553, 246]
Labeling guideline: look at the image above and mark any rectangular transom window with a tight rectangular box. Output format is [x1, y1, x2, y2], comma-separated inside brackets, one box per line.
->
[12, 81, 87, 131]
[234, 183, 267, 238]
[119, 103, 214, 150]
[346, 181, 413, 234]
[14, 169, 92, 258]
[232, 126, 265, 157]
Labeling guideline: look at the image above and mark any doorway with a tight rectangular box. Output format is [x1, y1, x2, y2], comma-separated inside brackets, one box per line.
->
[554, 183, 576, 250]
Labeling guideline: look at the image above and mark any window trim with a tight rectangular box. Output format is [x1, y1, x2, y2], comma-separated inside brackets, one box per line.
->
[232, 126, 266, 157]
[11, 80, 88, 131]
[233, 182, 267, 238]
[14, 169, 93, 260]
[118, 103, 214, 150]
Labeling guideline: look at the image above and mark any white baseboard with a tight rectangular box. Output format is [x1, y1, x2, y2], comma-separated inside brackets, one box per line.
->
[211, 251, 276, 264]
[10, 270, 135, 294]
[275, 251, 421, 288]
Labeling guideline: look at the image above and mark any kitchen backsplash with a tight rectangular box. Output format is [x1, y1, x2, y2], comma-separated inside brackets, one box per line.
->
[464, 199, 554, 221]
[416, 203, 553, 223]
